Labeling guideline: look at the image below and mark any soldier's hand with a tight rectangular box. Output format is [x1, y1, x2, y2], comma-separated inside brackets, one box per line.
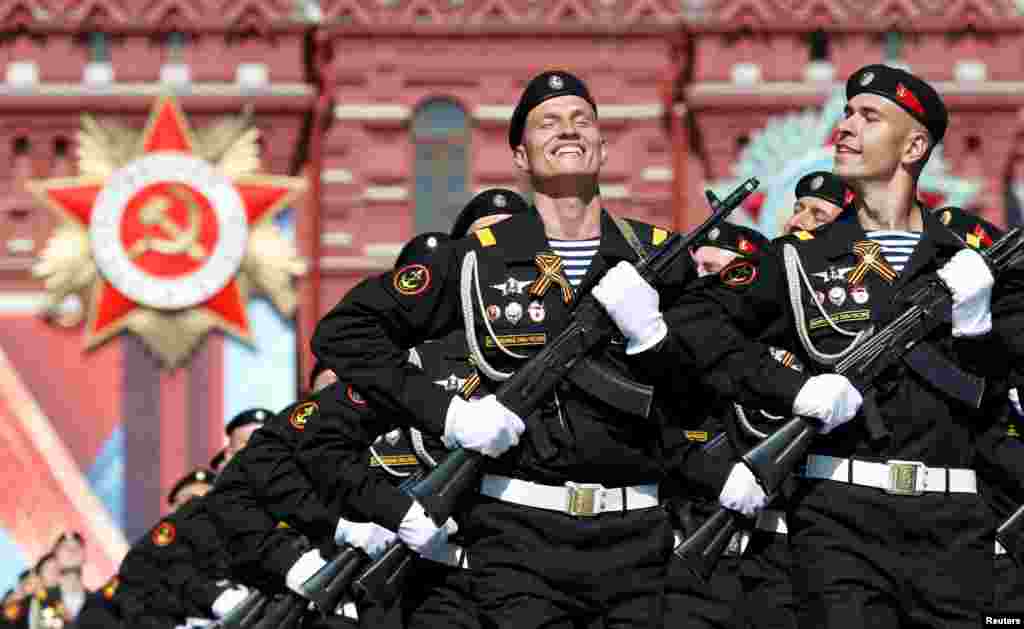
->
[719, 463, 768, 516]
[937, 248, 994, 337]
[285, 549, 327, 597]
[793, 374, 863, 434]
[210, 585, 249, 618]
[335, 517, 397, 560]
[398, 500, 459, 559]
[592, 261, 667, 355]
[443, 394, 525, 457]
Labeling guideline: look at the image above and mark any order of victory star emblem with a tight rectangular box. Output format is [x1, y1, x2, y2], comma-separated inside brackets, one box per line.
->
[28, 96, 306, 368]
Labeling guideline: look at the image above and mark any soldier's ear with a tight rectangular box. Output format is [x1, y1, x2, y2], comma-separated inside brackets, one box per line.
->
[902, 128, 931, 167]
[512, 144, 529, 172]
[599, 137, 608, 167]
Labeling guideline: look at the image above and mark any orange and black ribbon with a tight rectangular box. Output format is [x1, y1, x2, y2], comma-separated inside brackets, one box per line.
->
[529, 252, 574, 304]
[848, 240, 898, 285]
[459, 371, 481, 400]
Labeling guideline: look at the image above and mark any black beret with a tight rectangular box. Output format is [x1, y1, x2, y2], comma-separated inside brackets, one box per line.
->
[509, 70, 597, 149]
[795, 171, 856, 210]
[691, 221, 769, 257]
[846, 64, 947, 143]
[225, 408, 272, 436]
[450, 188, 530, 239]
[209, 448, 227, 470]
[167, 467, 215, 505]
[395, 232, 450, 270]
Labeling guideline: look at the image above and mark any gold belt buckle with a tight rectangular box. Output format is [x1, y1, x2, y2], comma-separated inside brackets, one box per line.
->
[565, 482, 603, 517]
[885, 460, 926, 496]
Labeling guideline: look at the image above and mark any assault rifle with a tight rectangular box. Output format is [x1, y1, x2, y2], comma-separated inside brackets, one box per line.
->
[348, 178, 761, 605]
[997, 503, 1024, 566]
[676, 226, 1024, 581]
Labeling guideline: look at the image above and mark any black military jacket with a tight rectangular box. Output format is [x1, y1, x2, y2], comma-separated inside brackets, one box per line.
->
[655, 205, 1024, 468]
[312, 209, 687, 486]
[295, 380, 422, 532]
[205, 399, 340, 590]
[74, 576, 120, 629]
[114, 496, 234, 628]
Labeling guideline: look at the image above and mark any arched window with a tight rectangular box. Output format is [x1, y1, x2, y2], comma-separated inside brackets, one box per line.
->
[413, 99, 469, 234]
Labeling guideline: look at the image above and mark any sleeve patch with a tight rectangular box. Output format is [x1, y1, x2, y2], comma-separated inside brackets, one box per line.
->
[393, 264, 432, 296]
[719, 259, 758, 287]
[152, 521, 176, 546]
[289, 401, 318, 431]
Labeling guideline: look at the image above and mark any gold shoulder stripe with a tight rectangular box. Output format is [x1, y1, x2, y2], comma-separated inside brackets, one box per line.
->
[369, 454, 420, 467]
[795, 230, 814, 241]
[652, 227, 668, 246]
[476, 227, 496, 247]
[684, 430, 708, 442]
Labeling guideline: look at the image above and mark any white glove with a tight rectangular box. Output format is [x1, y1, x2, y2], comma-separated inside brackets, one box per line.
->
[1011, 388, 1023, 418]
[593, 261, 667, 355]
[442, 395, 524, 457]
[284, 549, 326, 596]
[719, 463, 769, 517]
[210, 586, 249, 619]
[335, 517, 397, 560]
[398, 501, 458, 559]
[936, 248, 994, 337]
[793, 374, 863, 434]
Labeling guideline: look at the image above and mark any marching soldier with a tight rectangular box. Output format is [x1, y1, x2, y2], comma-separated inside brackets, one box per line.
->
[204, 373, 365, 626]
[310, 70, 688, 629]
[224, 407, 272, 465]
[400, 190, 529, 629]
[783, 171, 856, 235]
[615, 64, 1019, 628]
[115, 468, 249, 629]
[664, 222, 770, 629]
[727, 173, 856, 629]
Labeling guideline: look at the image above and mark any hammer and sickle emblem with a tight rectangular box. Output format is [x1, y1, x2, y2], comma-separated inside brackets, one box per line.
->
[128, 185, 208, 261]
[398, 269, 424, 290]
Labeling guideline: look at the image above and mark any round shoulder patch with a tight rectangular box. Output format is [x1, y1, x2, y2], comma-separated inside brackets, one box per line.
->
[152, 521, 176, 547]
[4, 601, 21, 621]
[289, 401, 317, 431]
[720, 259, 758, 288]
[102, 576, 120, 600]
[346, 384, 367, 406]
[393, 264, 431, 296]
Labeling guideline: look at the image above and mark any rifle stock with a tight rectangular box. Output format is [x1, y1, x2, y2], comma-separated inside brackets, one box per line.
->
[347, 178, 760, 602]
[681, 227, 1024, 580]
[997, 503, 1024, 566]
[249, 593, 307, 629]
[673, 507, 741, 581]
[298, 546, 368, 617]
[211, 591, 267, 629]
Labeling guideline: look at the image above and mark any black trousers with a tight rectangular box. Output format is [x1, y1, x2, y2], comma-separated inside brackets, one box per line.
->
[461, 497, 673, 629]
[664, 550, 741, 629]
[789, 481, 994, 629]
[994, 554, 1024, 616]
[736, 530, 797, 629]
[403, 557, 480, 629]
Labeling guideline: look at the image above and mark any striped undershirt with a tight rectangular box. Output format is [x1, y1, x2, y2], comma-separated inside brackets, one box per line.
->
[865, 230, 922, 274]
[548, 238, 600, 287]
